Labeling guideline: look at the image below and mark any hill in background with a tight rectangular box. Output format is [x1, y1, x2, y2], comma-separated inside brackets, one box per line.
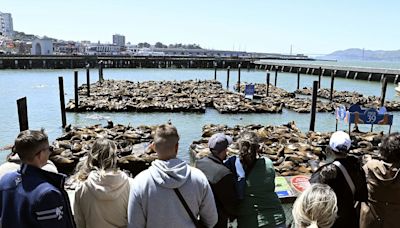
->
[322, 48, 400, 61]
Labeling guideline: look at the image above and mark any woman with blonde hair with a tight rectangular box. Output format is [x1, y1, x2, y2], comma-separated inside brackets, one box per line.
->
[73, 138, 132, 228]
[292, 184, 338, 228]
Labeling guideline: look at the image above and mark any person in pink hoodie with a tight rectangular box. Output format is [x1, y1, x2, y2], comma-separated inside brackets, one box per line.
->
[73, 138, 132, 228]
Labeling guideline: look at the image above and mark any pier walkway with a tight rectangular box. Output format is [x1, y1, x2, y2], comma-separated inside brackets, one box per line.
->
[255, 60, 400, 83]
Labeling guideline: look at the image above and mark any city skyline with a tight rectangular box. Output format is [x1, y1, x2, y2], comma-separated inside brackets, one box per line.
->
[2, 0, 400, 55]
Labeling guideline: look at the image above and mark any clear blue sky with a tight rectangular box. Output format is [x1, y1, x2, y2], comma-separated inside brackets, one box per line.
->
[2, 0, 399, 54]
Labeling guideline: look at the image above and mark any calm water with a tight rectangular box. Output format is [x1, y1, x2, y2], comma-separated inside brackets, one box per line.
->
[1, 61, 400, 162]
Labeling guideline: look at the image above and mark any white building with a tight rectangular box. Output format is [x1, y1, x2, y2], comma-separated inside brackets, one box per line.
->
[112, 34, 125, 47]
[0, 12, 14, 37]
[85, 44, 121, 55]
[31, 38, 53, 55]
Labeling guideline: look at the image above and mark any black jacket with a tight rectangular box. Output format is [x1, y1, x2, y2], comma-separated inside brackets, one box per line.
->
[0, 163, 76, 228]
[310, 155, 368, 228]
[196, 154, 238, 228]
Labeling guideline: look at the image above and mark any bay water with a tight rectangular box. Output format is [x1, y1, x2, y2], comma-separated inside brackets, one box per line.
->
[1, 61, 399, 162]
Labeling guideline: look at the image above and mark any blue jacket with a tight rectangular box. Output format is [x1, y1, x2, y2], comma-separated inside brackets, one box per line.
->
[224, 156, 246, 201]
[0, 163, 75, 228]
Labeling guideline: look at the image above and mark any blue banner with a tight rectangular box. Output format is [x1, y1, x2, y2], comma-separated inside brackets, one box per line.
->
[347, 105, 393, 125]
[244, 84, 255, 96]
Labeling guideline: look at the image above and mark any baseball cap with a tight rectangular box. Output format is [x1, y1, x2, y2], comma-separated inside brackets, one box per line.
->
[329, 131, 351, 153]
[208, 133, 233, 153]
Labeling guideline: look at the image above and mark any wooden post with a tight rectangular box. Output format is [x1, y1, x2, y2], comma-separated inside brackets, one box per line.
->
[214, 65, 217, 80]
[330, 70, 335, 101]
[58, 77, 67, 128]
[266, 72, 270, 97]
[237, 64, 241, 92]
[86, 67, 90, 97]
[226, 66, 230, 89]
[274, 68, 278, 86]
[99, 61, 104, 82]
[318, 67, 322, 89]
[74, 71, 79, 112]
[297, 69, 301, 90]
[17, 97, 29, 131]
[380, 75, 388, 107]
[336, 119, 338, 131]
[309, 81, 318, 131]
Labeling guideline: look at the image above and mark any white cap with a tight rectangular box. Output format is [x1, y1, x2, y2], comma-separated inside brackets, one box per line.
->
[329, 131, 351, 153]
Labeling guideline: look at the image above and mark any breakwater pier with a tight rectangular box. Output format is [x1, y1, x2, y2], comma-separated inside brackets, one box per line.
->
[0, 55, 313, 70]
[0, 55, 258, 70]
[255, 60, 400, 83]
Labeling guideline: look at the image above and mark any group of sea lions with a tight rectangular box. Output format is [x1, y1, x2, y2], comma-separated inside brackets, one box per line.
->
[66, 80, 340, 114]
[296, 87, 400, 111]
[190, 121, 383, 176]
[6, 120, 378, 179]
[50, 122, 157, 176]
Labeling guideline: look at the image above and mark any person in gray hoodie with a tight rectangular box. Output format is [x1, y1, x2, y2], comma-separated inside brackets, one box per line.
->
[127, 124, 218, 228]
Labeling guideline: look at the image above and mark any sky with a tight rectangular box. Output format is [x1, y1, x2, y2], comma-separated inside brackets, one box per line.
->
[2, 0, 400, 55]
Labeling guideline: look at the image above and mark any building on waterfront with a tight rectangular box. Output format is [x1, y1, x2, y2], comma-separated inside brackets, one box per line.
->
[0, 12, 14, 37]
[112, 34, 125, 47]
[85, 43, 121, 55]
[54, 41, 84, 55]
[149, 47, 250, 58]
[31, 38, 53, 55]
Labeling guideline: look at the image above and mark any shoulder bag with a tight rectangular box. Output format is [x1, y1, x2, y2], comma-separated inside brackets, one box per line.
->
[174, 188, 207, 228]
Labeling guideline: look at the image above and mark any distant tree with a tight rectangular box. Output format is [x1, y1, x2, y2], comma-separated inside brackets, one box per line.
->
[138, 42, 151, 48]
[166, 43, 202, 49]
[155, 42, 167, 48]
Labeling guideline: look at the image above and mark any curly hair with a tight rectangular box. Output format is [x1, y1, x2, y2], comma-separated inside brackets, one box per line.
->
[292, 183, 338, 228]
[238, 131, 259, 156]
[380, 132, 400, 163]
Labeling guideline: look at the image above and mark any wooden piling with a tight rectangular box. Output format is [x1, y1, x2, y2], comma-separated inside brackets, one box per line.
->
[380, 75, 388, 107]
[237, 64, 241, 92]
[86, 67, 90, 97]
[309, 81, 318, 131]
[226, 66, 230, 89]
[297, 69, 301, 90]
[74, 71, 79, 112]
[17, 97, 29, 131]
[266, 72, 270, 97]
[330, 70, 335, 101]
[354, 72, 358, 80]
[99, 61, 104, 82]
[58, 77, 67, 128]
[214, 66, 217, 80]
[274, 68, 278, 86]
[318, 67, 322, 89]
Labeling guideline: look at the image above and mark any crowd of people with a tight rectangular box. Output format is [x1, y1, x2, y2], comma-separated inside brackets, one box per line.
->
[0, 124, 399, 228]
